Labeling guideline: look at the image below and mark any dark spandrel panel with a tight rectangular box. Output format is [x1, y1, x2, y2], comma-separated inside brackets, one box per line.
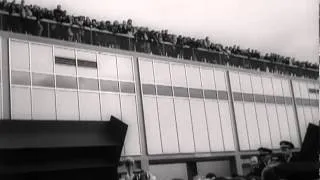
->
[55, 57, 76, 66]
[189, 88, 204, 99]
[233, 92, 243, 101]
[56, 75, 77, 89]
[11, 71, 31, 85]
[310, 99, 319, 107]
[142, 84, 156, 95]
[100, 80, 119, 92]
[302, 99, 311, 106]
[78, 77, 99, 91]
[120, 82, 136, 94]
[77, 59, 97, 68]
[157, 85, 173, 96]
[284, 97, 293, 105]
[295, 98, 303, 106]
[204, 90, 217, 99]
[217, 91, 228, 100]
[265, 95, 275, 104]
[275, 96, 285, 104]
[243, 93, 254, 102]
[173, 87, 189, 97]
[32, 73, 54, 88]
[254, 94, 265, 103]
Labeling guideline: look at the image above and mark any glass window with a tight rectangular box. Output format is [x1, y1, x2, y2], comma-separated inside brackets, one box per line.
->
[229, 71, 241, 92]
[233, 92, 243, 101]
[100, 93, 121, 121]
[56, 90, 79, 120]
[284, 97, 293, 105]
[186, 66, 201, 89]
[239, 73, 253, 94]
[275, 96, 285, 104]
[173, 87, 189, 98]
[170, 64, 187, 87]
[243, 93, 254, 102]
[142, 84, 156, 95]
[214, 69, 227, 91]
[204, 90, 217, 99]
[120, 82, 136, 94]
[217, 91, 228, 100]
[56, 75, 77, 89]
[32, 88, 56, 120]
[10, 40, 29, 71]
[265, 95, 275, 104]
[55, 58, 76, 76]
[54, 47, 75, 59]
[139, 60, 154, 84]
[31, 44, 53, 73]
[189, 88, 203, 99]
[117, 56, 134, 81]
[254, 94, 265, 103]
[272, 78, 284, 96]
[149, 163, 188, 180]
[251, 76, 263, 94]
[78, 77, 99, 91]
[156, 85, 172, 96]
[79, 92, 101, 121]
[154, 62, 171, 85]
[98, 54, 118, 80]
[11, 71, 30, 86]
[77, 50, 96, 62]
[200, 68, 215, 90]
[100, 80, 119, 92]
[32, 73, 54, 88]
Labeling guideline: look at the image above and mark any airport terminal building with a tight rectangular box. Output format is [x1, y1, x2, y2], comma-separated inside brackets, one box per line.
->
[0, 11, 318, 180]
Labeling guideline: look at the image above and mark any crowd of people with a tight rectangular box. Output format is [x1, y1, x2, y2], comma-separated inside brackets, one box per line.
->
[0, 0, 318, 79]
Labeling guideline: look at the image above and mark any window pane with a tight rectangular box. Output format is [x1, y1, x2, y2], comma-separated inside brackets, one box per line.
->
[32, 73, 54, 88]
[275, 96, 285, 104]
[243, 93, 254, 102]
[154, 62, 171, 85]
[98, 54, 118, 80]
[117, 56, 133, 81]
[120, 82, 135, 94]
[239, 73, 253, 94]
[100, 80, 119, 92]
[173, 87, 189, 98]
[142, 84, 156, 95]
[100, 93, 121, 121]
[265, 95, 275, 104]
[55, 58, 76, 76]
[171, 64, 187, 87]
[32, 88, 56, 120]
[254, 94, 265, 103]
[157, 85, 172, 96]
[200, 68, 215, 90]
[79, 92, 101, 120]
[217, 91, 228, 100]
[56, 90, 79, 120]
[78, 77, 99, 91]
[204, 90, 217, 99]
[233, 92, 243, 101]
[77, 60, 98, 78]
[56, 75, 77, 89]
[189, 88, 203, 99]
[11, 86, 31, 119]
[139, 60, 154, 84]
[186, 66, 201, 89]
[77, 50, 96, 62]
[54, 47, 75, 59]
[11, 71, 30, 86]
[31, 44, 53, 73]
[214, 69, 227, 91]
[10, 40, 29, 71]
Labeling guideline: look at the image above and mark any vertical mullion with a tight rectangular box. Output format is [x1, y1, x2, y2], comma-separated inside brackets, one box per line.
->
[96, 52, 103, 121]
[52, 45, 57, 121]
[28, 42, 33, 120]
[250, 73, 262, 147]
[75, 49, 81, 121]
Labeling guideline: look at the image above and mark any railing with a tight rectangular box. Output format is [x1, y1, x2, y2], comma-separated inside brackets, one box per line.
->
[1, 11, 318, 79]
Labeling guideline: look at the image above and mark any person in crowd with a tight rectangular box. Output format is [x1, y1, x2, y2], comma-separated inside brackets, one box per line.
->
[205, 172, 216, 180]
[53, 4, 64, 23]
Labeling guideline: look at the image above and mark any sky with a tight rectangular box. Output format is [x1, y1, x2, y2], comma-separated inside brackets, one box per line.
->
[26, 0, 319, 63]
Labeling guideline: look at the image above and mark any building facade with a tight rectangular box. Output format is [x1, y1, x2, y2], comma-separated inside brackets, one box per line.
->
[0, 31, 319, 179]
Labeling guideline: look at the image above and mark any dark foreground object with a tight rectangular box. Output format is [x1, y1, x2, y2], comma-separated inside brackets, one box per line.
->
[0, 116, 127, 180]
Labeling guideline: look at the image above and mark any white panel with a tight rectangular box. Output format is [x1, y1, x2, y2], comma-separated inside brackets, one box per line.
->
[154, 62, 171, 85]
[239, 73, 253, 93]
[214, 69, 227, 91]
[0, 87, 2, 119]
[56, 90, 79, 120]
[78, 67, 97, 78]
[120, 95, 141, 155]
[10, 41, 29, 71]
[205, 100, 224, 151]
[190, 99, 210, 152]
[98, 54, 118, 80]
[229, 72, 241, 92]
[79, 92, 101, 121]
[171, 64, 187, 87]
[299, 82, 309, 99]
[174, 98, 195, 153]
[200, 68, 215, 90]
[276, 105, 291, 141]
[157, 97, 179, 153]
[266, 104, 281, 149]
[303, 107, 313, 126]
[219, 101, 235, 151]
[143, 97, 162, 154]
[117, 56, 134, 81]
[11, 87, 31, 119]
[77, 50, 96, 61]
[311, 107, 319, 124]
[186, 66, 201, 89]
[234, 102, 250, 150]
[272, 78, 283, 96]
[255, 103, 272, 148]
[54, 47, 75, 59]
[32, 88, 56, 120]
[244, 103, 260, 149]
[100, 93, 121, 121]
[262, 77, 274, 96]
[251, 76, 263, 94]
[297, 107, 307, 140]
[286, 106, 300, 148]
[292, 81, 302, 98]
[31, 44, 53, 73]
[139, 60, 154, 84]
[281, 80, 291, 97]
